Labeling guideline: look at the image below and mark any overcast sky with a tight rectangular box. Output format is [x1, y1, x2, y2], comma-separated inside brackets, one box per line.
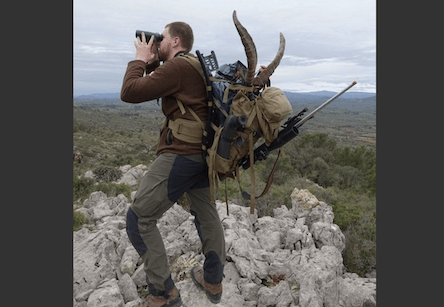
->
[73, 0, 375, 96]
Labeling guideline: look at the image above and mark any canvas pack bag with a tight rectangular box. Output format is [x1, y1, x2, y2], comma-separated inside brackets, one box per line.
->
[172, 10, 290, 214]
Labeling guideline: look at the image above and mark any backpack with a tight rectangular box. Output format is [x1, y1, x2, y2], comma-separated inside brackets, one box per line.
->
[175, 11, 291, 214]
[208, 82, 292, 215]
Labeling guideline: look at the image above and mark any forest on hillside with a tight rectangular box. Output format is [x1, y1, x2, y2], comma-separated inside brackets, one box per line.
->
[73, 101, 376, 277]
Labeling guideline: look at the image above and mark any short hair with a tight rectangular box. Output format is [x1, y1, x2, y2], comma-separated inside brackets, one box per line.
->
[165, 21, 194, 53]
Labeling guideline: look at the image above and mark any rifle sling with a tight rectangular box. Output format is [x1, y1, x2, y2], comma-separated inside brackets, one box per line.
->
[240, 148, 281, 201]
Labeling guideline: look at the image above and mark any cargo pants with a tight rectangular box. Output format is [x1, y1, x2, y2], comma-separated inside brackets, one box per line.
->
[125, 152, 226, 298]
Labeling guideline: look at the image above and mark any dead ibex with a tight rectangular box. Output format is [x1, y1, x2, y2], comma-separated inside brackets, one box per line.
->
[232, 10, 286, 87]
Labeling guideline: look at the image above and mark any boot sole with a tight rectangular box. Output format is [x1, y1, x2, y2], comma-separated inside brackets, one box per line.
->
[190, 266, 222, 304]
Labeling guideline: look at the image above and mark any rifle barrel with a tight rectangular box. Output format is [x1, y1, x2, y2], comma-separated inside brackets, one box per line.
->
[238, 81, 358, 170]
[295, 81, 357, 129]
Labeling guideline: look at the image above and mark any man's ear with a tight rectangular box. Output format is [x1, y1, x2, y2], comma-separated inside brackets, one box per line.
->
[172, 36, 180, 47]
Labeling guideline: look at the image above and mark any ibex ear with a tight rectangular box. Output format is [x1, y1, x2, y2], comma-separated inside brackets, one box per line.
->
[253, 32, 286, 87]
[232, 10, 258, 86]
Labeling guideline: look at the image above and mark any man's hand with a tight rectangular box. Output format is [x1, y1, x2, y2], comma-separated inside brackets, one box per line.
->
[134, 32, 159, 64]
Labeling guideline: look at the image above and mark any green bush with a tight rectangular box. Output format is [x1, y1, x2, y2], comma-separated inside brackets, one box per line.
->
[93, 166, 122, 182]
[258, 154, 299, 186]
[73, 175, 95, 202]
[310, 186, 376, 276]
[342, 207, 376, 276]
[74, 111, 377, 276]
[73, 210, 87, 231]
[111, 154, 134, 166]
[366, 164, 376, 196]
[73, 119, 94, 134]
[284, 133, 376, 195]
[255, 183, 293, 217]
[333, 145, 376, 194]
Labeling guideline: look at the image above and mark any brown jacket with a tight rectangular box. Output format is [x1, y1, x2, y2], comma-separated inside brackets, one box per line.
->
[121, 54, 207, 156]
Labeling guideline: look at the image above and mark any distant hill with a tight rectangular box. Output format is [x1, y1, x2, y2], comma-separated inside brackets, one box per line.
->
[74, 91, 375, 101]
[284, 91, 375, 101]
[73, 90, 376, 118]
[74, 92, 121, 100]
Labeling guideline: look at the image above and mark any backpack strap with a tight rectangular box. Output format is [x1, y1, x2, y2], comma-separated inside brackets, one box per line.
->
[165, 56, 208, 145]
[179, 54, 216, 151]
[180, 54, 206, 83]
[175, 99, 205, 129]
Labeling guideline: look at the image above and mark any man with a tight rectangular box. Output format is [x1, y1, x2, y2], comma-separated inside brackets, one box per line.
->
[121, 22, 226, 307]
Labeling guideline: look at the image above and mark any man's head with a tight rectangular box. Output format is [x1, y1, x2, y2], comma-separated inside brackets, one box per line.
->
[158, 21, 194, 61]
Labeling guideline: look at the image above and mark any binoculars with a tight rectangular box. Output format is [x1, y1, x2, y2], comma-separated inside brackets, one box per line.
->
[135, 30, 163, 43]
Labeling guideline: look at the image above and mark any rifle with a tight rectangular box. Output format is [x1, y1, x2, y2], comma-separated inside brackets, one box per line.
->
[196, 50, 219, 151]
[239, 81, 357, 169]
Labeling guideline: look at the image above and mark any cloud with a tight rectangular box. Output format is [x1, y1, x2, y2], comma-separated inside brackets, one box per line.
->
[269, 54, 375, 93]
[73, 0, 376, 95]
[77, 45, 132, 55]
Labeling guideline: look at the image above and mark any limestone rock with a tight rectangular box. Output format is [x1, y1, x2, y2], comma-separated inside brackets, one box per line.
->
[305, 201, 335, 228]
[131, 265, 147, 287]
[255, 216, 283, 252]
[73, 184, 376, 307]
[120, 246, 140, 276]
[221, 261, 241, 284]
[83, 191, 108, 209]
[338, 273, 377, 307]
[116, 164, 148, 187]
[84, 170, 95, 179]
[83, 193, 128, 224]
[73, 227, 122, 297]
[310, 222, 346, 252]
[238, 280, 260, 301]
[291, 188, 320, 216]
[124, 298, 144, 307]
[86, 278, 125, 307]
[257, 280, 294, 307]
[177, 279, 245, 307]
[117, 273, 139, 303]
[119, 165, 132, 174]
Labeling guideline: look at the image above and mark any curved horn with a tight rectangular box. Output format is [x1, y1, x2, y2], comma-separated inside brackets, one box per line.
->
[232, 10, 257, 85]
[253, 32, 286, 87]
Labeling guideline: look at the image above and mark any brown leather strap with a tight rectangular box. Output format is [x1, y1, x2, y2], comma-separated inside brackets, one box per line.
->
[241, 149, 281, 201]
[249, 133, 256, 214]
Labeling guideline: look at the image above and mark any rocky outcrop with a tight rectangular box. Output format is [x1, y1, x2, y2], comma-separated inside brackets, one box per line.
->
[83, 164, 148, 188]
[115, 164, 148, 187]
[73, 188, 376, 307]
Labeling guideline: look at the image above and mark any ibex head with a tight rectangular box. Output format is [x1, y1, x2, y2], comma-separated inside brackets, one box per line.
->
[232, 10, 286, 87]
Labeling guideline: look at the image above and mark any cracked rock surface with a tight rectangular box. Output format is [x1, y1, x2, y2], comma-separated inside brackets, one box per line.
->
[74, 188, 376, 307]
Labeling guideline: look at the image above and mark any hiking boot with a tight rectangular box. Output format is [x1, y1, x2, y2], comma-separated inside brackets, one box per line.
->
[138, 286, 182, 307]
[190, 266, 222, 304]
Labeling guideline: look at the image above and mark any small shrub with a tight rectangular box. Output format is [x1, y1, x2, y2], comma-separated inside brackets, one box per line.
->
[73, 210, 87, 231]
[342, 209, 376, 276]
[366, 164, 376, 196]
[257, 154, 299, 186]
[111, 154, 134, 166]
[93, 166, 122, 182]
[73, 175, 95, 202]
